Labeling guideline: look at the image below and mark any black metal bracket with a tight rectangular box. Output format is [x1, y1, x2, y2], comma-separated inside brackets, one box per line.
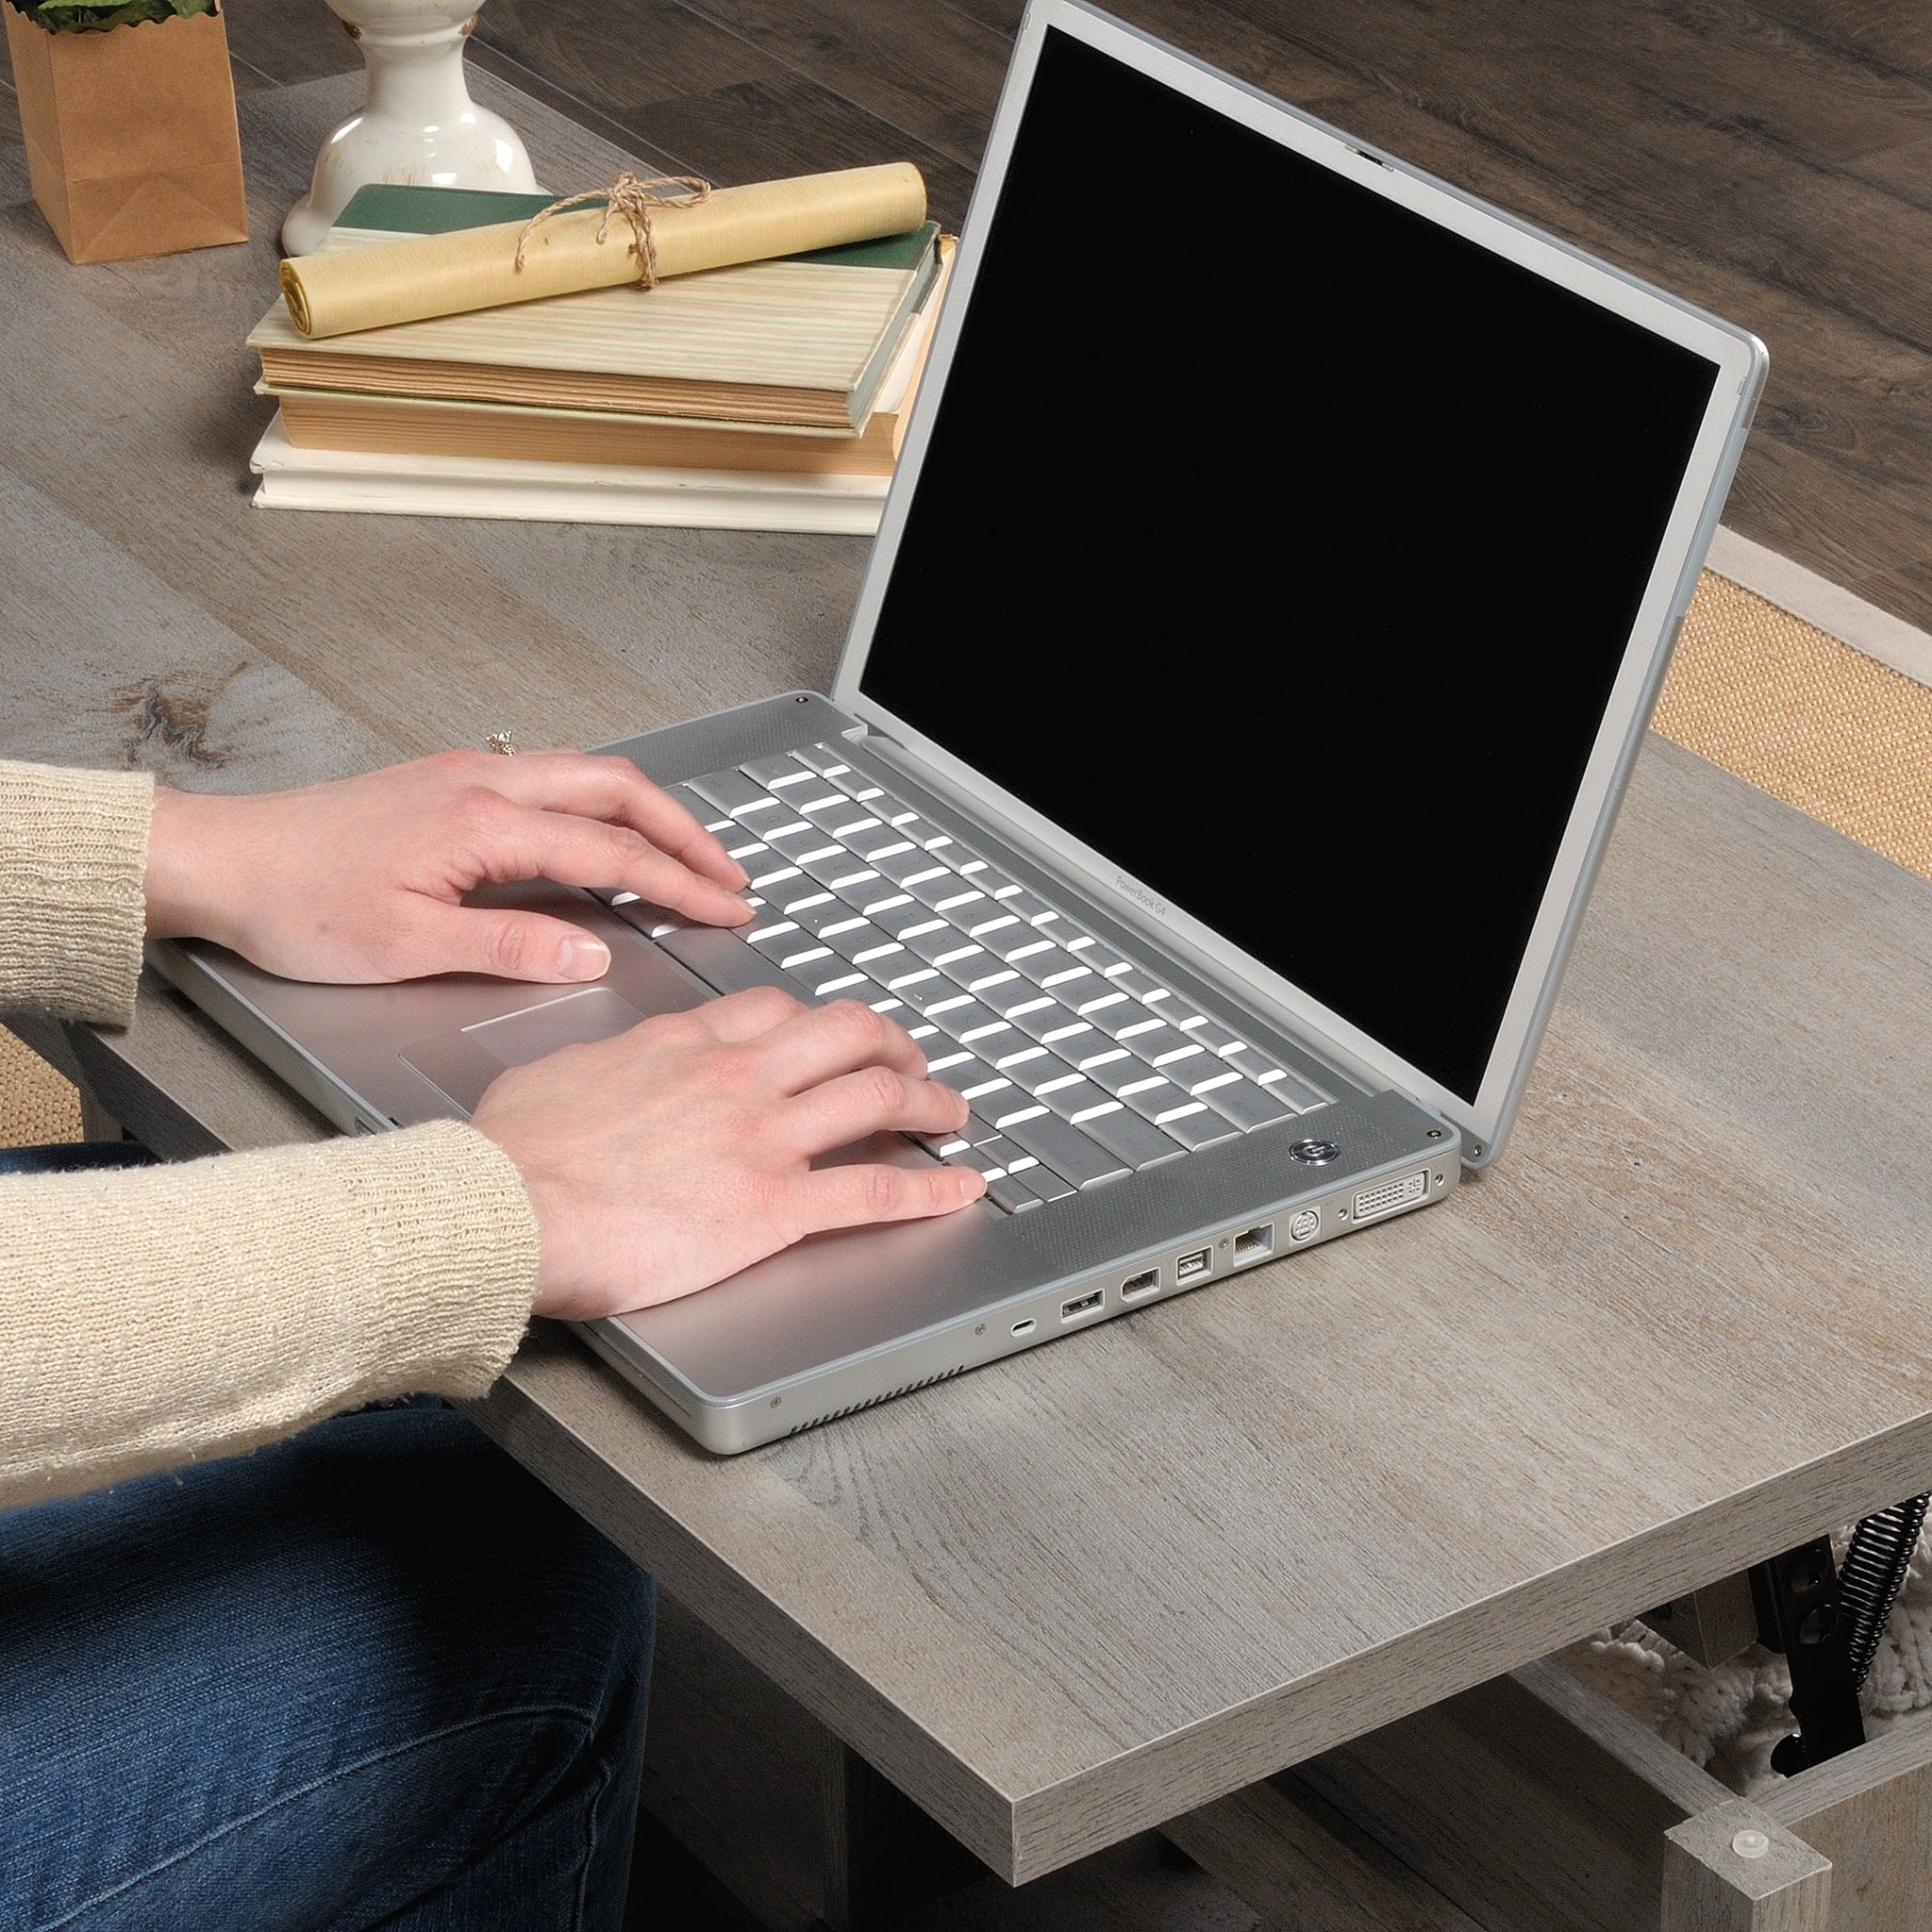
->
[1749, 1536, 1865, 1774]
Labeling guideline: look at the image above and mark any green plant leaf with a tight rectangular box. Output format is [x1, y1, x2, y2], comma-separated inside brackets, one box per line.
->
[19, 0, 214, 28]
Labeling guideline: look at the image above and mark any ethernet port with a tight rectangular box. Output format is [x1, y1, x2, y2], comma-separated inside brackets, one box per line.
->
[1233, 1223, 1275, 1263]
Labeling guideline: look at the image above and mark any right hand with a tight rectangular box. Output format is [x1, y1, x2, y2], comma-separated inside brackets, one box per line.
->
[472, 988, 986, 1320]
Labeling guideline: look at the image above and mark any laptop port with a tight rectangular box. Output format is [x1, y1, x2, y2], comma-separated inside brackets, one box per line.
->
[1010, 1319, 1037, 1337]
[1176, 1247, 1211, 1284]
[1353, 1170, 1429, 1224]
[1233, 1223, 1274, 1263]
[1121, 1268, 1159, 1300]
[1060, 1290, 1104, 1323]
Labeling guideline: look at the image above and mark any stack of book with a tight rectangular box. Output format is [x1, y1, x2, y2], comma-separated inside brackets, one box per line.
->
[245, 185, 952, 533]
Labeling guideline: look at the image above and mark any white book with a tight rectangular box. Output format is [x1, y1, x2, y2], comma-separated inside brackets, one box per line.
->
[247, 412, 887, 534]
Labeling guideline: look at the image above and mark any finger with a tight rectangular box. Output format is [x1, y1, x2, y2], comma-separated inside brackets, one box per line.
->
[405, 904, 613, 983]
[790, 1159, 986, 1236]
[471, 751, 747, 890]
[748, 999, 928, 1094]
[470, 803, 752, 927]
[691, 985, 807, 1042]
[784, 1066, 970, 1151]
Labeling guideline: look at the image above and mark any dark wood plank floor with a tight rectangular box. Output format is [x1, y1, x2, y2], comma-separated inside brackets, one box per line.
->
[11, 0, 1925, 617]
[158, 0, 1932, 630]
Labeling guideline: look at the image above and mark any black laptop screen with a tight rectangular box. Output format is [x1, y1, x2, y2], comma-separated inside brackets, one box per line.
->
[858, 27, 1720, 1104]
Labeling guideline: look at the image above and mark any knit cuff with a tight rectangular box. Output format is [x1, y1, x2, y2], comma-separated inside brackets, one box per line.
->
[0, 1120, 543, 1507]
[0, 760, 154, 1024]
[332, 1119, 545, 1397]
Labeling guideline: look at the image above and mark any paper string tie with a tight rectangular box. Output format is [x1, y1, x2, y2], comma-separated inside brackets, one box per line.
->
[513, 170, 714, 290]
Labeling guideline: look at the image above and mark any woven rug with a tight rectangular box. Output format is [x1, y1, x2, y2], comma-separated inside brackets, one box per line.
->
[1657, 565, 1932, 882]
[0, 1020, 79, 1148]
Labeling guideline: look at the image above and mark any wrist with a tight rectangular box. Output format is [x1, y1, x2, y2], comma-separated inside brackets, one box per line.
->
[143, 787, 245, 946]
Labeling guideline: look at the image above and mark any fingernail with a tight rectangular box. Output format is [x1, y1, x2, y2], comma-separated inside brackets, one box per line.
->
[727, 858, 750, 888]
[557, 936, 610, 980]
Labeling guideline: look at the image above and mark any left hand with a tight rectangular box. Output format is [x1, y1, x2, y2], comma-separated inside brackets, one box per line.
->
[143, 749, 752, 985]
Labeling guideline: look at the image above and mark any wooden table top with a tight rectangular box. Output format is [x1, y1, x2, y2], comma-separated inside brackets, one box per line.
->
[6, 61, 1932, 1890]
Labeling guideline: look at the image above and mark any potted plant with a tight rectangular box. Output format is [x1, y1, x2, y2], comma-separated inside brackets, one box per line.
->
[2, 0, 248, 264]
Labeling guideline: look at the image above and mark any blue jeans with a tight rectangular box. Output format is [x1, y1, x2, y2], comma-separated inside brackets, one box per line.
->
[0, 1341, 653, 1928]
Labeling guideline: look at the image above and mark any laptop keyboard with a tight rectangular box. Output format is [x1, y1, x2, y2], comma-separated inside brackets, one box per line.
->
[606, 742, 1333, 1213]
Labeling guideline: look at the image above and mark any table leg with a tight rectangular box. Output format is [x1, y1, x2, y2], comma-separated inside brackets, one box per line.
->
[641, 1590, 977, 1931]
[1662, 1802, 1831, 1931]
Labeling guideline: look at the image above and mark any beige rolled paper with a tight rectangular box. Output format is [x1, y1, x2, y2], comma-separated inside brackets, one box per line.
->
[278, 163, 927, 341]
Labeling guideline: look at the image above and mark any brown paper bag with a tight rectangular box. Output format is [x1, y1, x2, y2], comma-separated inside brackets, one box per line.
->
[2, 3, 247, 265]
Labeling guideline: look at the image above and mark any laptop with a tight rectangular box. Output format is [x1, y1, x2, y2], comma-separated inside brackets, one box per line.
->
[154, 0, 1766, 1454]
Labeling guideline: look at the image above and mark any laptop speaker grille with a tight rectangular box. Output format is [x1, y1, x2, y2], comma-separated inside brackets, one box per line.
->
[790, 1362, 969, 1436]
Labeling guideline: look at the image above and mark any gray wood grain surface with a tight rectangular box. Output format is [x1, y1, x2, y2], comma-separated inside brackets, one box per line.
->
[6, 52, 1932, 1893]
[1663, 1803, 1832, 1931]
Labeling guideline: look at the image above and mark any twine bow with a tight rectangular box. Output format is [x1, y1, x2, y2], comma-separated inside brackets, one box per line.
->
[513, 171, 714, 290]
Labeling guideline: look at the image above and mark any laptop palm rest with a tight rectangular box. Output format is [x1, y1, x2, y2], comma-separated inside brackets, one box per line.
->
[400, 986, 651, 1116]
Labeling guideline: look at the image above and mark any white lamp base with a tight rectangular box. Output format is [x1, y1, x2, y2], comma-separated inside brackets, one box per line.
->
[282, 0, 541, 258]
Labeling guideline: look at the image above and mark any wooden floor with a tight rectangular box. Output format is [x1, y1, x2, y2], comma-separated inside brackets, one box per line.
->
[175, 0, 1932, 632]
[4, 5, 1928, 1925]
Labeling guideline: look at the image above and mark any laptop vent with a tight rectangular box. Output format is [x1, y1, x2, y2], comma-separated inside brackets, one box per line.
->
[1353, 1170, 1429, 1224]
[789, 1362, 969, 1437]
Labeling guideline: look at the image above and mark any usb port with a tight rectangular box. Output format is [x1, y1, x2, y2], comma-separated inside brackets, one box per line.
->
[1176, 1247, 1211, 1284]
[1121, 1268, 1159, 1300]
[1060, 1290, 1104, 1323]
[1233, 1224, 1274, 1263]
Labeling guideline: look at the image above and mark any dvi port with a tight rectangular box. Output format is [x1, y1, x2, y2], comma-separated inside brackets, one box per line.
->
[1353, 1170, 1428, 1224]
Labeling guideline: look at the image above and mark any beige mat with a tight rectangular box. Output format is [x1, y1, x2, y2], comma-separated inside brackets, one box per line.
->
[3, 558, 1927, 1152]
[1657, 570, 1932, 883]
[0, 1022, 80, 1148]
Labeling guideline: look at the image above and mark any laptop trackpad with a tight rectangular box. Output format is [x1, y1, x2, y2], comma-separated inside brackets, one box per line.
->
[401, 987, 648, 1116]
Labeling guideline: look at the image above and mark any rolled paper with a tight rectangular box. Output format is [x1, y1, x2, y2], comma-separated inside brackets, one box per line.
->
[279, 162, 928, 340]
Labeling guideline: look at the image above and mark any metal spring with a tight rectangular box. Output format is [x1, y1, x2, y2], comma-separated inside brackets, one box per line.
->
[1840, 1493, 1930, 1690]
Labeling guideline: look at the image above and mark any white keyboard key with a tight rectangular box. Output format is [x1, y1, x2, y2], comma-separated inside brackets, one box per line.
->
[982, 975, 1052, 1019]
[688, 770, 783, 819]
[1039, 1074, 1123, 1121]
[741, 918, 801, 948]
[791, 742, 854, 776]
[1201, 1076, 1299, 1130]
[825, 767, 887, 803]
[1012, 943, 1089, 987]
[1158, 1102, 1243, 1151]
[740, 754, 818, 791]
[1003, 1111, 1131, 1190]
[1080, 1106, 1186, 1171]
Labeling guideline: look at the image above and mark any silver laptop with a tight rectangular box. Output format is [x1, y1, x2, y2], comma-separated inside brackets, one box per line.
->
[155, 0, 1766, 1454]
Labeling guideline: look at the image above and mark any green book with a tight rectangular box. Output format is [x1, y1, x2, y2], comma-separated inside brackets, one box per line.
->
[249, 185, 943, 431]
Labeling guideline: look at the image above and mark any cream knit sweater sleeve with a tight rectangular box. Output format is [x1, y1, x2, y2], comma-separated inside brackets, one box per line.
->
[0, 760, 541, 1508]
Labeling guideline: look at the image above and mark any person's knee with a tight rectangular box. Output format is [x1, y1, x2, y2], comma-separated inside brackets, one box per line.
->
[0, 1402, 655, 1932]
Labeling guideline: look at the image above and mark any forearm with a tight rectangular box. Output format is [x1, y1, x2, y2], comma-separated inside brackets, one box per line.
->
[0, 1122, 541, 1508]
[0, 760, 154, 1024]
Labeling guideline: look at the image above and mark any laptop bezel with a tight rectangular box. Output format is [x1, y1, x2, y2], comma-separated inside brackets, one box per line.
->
[829, 0, 1766, 1164]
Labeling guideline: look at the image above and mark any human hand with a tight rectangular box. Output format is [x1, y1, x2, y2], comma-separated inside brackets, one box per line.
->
[143, 750, 751, 985]
[471, 988, 986, 1319]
